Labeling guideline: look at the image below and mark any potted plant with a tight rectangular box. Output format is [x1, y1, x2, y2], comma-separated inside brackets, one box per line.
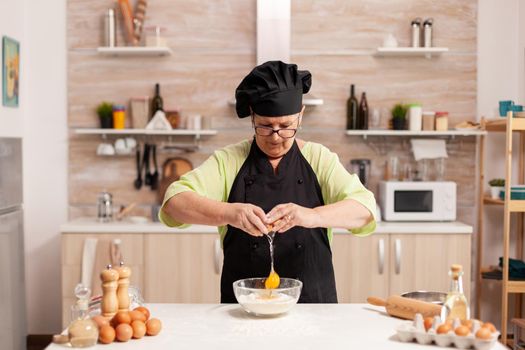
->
[488, 178, 505, 199]
[96, 102, 114, 129]
[391, 103, 408, 130]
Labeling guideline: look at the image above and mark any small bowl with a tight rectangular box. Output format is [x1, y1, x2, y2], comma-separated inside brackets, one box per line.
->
[233, 278, 302, 316]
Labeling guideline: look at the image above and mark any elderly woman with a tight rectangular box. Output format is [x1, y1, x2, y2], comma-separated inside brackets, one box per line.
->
[160, 61, 376, 303]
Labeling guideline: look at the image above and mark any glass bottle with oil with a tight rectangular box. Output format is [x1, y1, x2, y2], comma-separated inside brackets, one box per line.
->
[441, 264, 470, 321]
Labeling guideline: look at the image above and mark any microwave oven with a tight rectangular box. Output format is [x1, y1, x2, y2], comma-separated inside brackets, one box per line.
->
[379, 181, 456, 221]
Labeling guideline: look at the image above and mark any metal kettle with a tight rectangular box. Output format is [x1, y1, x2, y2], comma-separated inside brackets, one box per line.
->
[97, 191, 113, 222]
[350, 159, 371, 188]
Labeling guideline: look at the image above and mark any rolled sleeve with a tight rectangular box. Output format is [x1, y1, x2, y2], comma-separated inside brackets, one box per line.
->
[316, 146, 377, 236]
[159, 152, 227, 227]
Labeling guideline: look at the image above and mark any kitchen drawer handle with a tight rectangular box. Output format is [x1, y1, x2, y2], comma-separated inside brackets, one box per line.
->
[395, 238, 401, 275]
[214, 238, 221, 275]
[378, 238, 385, 274]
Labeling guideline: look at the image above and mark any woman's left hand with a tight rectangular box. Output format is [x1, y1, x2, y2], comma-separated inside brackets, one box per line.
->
[266, 203, 320, 233]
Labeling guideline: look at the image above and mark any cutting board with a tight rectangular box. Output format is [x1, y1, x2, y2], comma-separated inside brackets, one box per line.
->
[157, 157, 193, 203]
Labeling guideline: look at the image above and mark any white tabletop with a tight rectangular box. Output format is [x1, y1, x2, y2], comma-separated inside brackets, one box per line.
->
[60, 219, 473, 235]
[45, 304, 502, 350]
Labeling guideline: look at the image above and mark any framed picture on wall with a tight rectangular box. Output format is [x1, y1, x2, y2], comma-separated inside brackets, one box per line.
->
[2, 36, 20, 108]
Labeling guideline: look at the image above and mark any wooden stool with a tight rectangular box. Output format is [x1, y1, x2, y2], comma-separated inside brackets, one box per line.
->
[512, 318, 525, 350]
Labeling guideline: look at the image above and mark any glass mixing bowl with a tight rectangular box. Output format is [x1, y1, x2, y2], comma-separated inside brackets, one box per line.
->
[233, 278, 302, 316]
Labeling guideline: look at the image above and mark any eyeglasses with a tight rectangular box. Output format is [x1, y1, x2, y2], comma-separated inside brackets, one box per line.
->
[254, 126, 298, 138]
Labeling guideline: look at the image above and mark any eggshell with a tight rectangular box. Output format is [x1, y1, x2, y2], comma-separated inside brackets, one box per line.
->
[129, 310, 146, 323]
[460, 319, 473, 331]
[92, 315, 109, 329]
[131, 320, 147, 339]
[134, 306, 150, 321]
[113, 311, 131, 326]
[437, 323, 452, 334]
[475, 327, 492, 340]
[98, 325, 115, 344]
[481, 322, 496, 333]
[455, 325, 470, 337]
[115, 323, 133, 342]
[423, 317, 433, 331]
[146, 318, 162, 336]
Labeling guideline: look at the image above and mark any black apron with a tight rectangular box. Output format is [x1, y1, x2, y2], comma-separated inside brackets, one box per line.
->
[221, 139, 338, 303]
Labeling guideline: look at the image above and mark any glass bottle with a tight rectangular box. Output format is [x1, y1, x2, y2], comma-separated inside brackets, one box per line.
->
[151, 83, 164, 119]
[358, 92, 369, 130]
[441, 264, 470, 321]
[346, 84, 359, 130]
[68, 284, 98, 348]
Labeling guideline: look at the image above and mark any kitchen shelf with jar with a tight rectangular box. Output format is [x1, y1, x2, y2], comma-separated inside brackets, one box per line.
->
[345, 129, 486, 140]
[374, 47, 449, 57]
[476, 115, 525, 346]
[96, 46, 172, 57]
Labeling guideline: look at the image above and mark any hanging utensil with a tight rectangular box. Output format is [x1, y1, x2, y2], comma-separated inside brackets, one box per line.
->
[133, 147, 142, 190]
[151, 144, 159, 190]
[144, 143, 152, 187]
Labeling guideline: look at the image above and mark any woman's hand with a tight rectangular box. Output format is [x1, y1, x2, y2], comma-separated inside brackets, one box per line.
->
[225, 202, 268, 237]
[266, 203, 320, 233]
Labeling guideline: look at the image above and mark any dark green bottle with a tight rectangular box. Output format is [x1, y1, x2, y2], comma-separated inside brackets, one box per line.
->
[346, 84, 358, 129]
[151, 83, 164, 119]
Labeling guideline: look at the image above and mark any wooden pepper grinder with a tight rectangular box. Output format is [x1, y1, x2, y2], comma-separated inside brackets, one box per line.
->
[100, 264, 119, 318]
[115, 261, 131, 311]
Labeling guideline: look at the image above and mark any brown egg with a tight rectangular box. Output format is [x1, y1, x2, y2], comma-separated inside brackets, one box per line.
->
[113, 311, 131, 326]
[460, 319, 473, 331]
[481, 322, 497, 333]
[92, 315, 109, 329]
[437, 323, 452, 334]
[455, 325, 470, 336]
[131, 320, 147, 339]
[134, 306, 150, 321]
[146, 318, 162, 336]
[423, 317, 433, 331]
[98, 325, 116, 344]
[115, 323, 133, 342]
[476, 327, 492, 340]
[129, 310, 147, 323]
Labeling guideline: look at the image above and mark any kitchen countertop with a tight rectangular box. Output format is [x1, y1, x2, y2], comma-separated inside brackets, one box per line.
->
[45, 303, 504, 350]
[60, 219, 473, 234]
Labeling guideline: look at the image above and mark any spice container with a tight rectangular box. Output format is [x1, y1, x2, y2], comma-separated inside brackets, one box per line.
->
[435, 111, 449, 131]
[130, 97, 149, 129]
[145, 26, 167, 47]
[423, 18, 433, 48]
[103, 8, 117, 47]
[112, 105, 126, 129]
[165, 110, 182, 129]
[422, 111, 435, 131]
[408, 104, 422, 131]
[411, 18, 422, 47]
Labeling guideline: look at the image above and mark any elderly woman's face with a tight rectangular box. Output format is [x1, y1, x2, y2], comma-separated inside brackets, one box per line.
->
[252, 111, 302, 159]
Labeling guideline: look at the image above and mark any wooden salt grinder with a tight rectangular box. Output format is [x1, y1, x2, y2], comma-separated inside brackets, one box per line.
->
[115, 261, 131, 311]
[100, 264, 119, 318]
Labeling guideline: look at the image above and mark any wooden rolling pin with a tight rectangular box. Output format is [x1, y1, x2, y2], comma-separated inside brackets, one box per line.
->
[367, 295, 442, 320]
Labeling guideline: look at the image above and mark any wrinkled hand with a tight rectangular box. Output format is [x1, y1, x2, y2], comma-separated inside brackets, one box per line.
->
[266, 203, 320, 233]
[226, 202, 268, 237]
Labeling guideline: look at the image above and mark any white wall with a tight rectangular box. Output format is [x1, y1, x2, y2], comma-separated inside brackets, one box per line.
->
[477, 0, 523, 325]
[22, 0, 68, 334]
[0, 0, 25, 137]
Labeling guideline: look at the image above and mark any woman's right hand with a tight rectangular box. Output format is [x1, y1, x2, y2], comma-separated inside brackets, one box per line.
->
[225, 203, 268, 237]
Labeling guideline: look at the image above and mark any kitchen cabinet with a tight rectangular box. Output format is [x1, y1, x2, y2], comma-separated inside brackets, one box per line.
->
[143, 233, 222, 303]
[332, 233, 471, 303]
[332, 233, 390, 303]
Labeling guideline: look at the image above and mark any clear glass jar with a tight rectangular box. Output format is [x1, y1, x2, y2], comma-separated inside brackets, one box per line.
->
[144, 26, 167, 47]
[435, 111, 449, 131]
[68, 303, 98, 348]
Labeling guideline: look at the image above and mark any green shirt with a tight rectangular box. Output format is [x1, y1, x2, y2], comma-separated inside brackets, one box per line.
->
[159, 139, 377, 244]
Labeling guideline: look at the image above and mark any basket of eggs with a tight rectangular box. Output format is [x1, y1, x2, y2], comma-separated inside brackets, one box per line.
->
[91, 306, 162, 344]
[395, 313, 499, 350]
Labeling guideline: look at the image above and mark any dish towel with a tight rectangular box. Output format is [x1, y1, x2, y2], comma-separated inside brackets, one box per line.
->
[410, 139, 448, 161]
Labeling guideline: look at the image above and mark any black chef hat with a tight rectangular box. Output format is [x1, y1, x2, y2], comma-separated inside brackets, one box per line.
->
[235, 61, 312, 118]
